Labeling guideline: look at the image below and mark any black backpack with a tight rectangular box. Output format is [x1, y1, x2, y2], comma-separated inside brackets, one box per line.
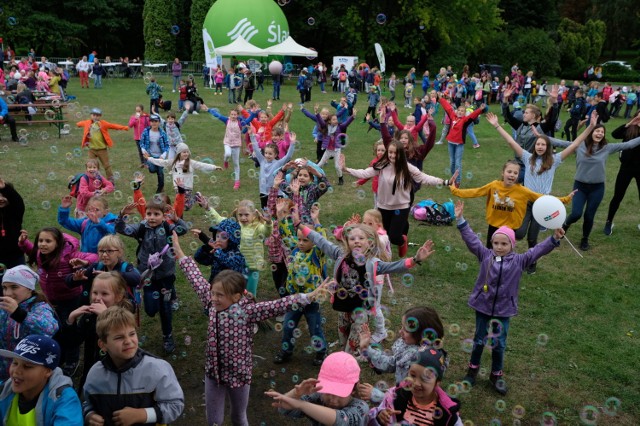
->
[304, 76, 313, 89]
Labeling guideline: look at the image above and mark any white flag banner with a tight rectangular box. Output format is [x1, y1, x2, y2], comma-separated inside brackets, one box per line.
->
[374, 43, 386, 73]
[203, 28, 218, 70]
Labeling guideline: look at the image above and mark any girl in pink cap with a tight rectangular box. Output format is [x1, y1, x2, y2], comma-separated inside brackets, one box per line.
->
[453, 200, 565, 396]
[266, 351, 369, 425]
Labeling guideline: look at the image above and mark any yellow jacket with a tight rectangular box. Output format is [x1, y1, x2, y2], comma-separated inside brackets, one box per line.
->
[451, 180, 571, 229]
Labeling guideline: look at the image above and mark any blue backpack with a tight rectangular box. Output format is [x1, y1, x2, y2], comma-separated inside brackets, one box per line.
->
[411, 199, 455, 226]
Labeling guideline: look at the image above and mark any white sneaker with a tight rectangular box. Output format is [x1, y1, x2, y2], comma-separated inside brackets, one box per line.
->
[435, 141, 443, 145]
[172, 90, 176, 93]
[192, 111, 198, 115]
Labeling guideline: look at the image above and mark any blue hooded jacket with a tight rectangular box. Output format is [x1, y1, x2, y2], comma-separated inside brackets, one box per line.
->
[57, 206, 117, 253]
[194, 218, 247, 281]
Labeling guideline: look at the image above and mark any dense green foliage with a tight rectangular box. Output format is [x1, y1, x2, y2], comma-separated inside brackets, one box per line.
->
[0, 0, 636, 77]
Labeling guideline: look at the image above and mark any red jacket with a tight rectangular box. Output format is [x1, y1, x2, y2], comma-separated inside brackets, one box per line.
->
[76, 119, 128, 148]
[439, 98, 484, 145]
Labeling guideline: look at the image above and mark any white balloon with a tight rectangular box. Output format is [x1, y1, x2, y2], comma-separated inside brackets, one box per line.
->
[532, 195, 566, 229]
[268, 60, 283, 74]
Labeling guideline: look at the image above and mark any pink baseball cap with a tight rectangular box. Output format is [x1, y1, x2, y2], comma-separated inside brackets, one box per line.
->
[317, 352, 360, 397]
[492, 226, 516, 247]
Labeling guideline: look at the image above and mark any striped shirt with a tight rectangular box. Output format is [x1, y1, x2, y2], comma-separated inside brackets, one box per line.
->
[520, 151, 563, 194]
[403, 397, 436, 425]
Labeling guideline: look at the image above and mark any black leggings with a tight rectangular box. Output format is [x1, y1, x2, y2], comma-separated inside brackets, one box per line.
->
[271, 261, 289, 297]
[606, 165, 640, 222]
[379, 207, 410, 246]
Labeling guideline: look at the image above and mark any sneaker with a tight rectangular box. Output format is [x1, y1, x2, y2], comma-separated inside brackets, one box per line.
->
[398, 235, 408, 257]
[171, 299, 180, 311]
[61, 362, 79, 377]
[233, 181, 240, 190]
[224, 161, 229, 169]
[192, 111, 199, 115]
[526, 262, 537, 275]
[172, 90, 176, 93]
[273, 350, 292, 364]
[435, 140, 443, 145]
[473, 144, 480, 149]
[579, 238, 590, 251]
[462, 366, 479, 386]
[312, 352, 326, 367]
[603, 221, 614, 236]
[490, 372, 508, 395]
[338, 177, 344, 186]
[163, 335, 176, 354]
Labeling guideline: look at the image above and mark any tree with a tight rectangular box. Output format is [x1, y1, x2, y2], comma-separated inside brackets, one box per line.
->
[189, 0, 213, 62]
[143, 0, 178, 62]
[557, 18, 606, 76]
[589, 0, 640, 58]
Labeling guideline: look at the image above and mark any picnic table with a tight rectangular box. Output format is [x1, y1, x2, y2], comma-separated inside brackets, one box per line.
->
[7, 99, 68, 138]
[144, 63, 167, 74]
[103, 62, 123, 78]
[129, 63, 142, 78]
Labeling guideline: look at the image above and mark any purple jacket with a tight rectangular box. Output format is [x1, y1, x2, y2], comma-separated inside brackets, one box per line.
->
[172, 62, 182, 77]
[459, 221, 559, 317]
[301, 107, 355, 149]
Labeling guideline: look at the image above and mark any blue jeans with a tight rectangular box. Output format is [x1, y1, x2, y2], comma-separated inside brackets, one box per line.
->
[565, 180, 605, 239]
[146, 161, 165, 193]
[272, 81, 281, 99]
[172, 75, 180, 91]
[319, 82, 325, 92]
[281, 302, 327, 354]
[467, 123, 478, 145]
[94, 75, 102, 88]
[448, 142, 464, 184]
[228, 88, 236, 103]
[142, 275, 175, 337]
[469, 311, 510, 373]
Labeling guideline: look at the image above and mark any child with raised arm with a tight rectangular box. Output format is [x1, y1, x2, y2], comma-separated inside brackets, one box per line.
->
[203, 199, 272, 297]
[316, 109, 356, 185]
[115, 199, 188, 353]
[128, 104, 150, 166]
[72, 159, 115, 218]
[298, 221, 436, 354]
[76, 108, 128, 182]
[249, 127, 296, 208]
[486, 111, 595, 272]
[174, 233, 326, 426]
[273, 201, 328, 366]
[454, 200, 565, 395]
[58, 195, 117, 254]
[357, 306, 444, 404]
[449, 160, 575, 248]
[83, 307, 184, 425]
[145, 142, 221, 211]
[265, 352, 369, 425]
[206, 105, 257, 190]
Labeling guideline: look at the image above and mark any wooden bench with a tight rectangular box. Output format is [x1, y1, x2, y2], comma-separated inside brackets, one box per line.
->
[7, 102, 68, 138]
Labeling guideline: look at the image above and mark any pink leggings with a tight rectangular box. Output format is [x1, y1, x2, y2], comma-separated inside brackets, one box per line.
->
[205, 377, 250, 426]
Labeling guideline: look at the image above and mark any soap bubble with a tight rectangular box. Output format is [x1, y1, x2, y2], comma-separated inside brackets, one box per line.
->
[307, 17, 315, 26]
[536, 333, 549, 346]
[7, 16, 17, 26]
[602, 397, 621, 416]
[184, 336, 192, 346]
[155, 39, 162, 47]
[579, 406, 598, 425]
[171, 25, 180, 35]
[376, 13, 387, 25]
[45, 110, 56, 121]
[41, 201, 51, 210]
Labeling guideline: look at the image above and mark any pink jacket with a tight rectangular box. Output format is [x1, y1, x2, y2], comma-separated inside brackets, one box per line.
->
[346, 163, 443, 210]
[128, 113, 150, 141]
[77, 173, 114, 212]
[19, 234, 98, 303]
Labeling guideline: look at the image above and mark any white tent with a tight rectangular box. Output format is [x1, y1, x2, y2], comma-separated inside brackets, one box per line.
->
[263, 36, 318, 58]
[215, 35, 268, 57]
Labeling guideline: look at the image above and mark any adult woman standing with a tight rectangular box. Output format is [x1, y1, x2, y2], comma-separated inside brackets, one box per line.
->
[340, 141, 456, 256]
[551, 120, 640, 250]
[603, 112, 640, 235]
[172, 58, 182, 92]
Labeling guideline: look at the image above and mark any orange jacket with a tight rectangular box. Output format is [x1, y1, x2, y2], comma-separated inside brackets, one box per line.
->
[76, 119, 128, 148]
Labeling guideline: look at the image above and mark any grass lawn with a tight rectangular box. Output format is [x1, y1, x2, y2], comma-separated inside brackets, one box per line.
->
[1, 75, 638, 425]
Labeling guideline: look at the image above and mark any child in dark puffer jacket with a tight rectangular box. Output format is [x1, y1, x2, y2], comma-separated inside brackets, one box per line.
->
[192, 218, 247, 282]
